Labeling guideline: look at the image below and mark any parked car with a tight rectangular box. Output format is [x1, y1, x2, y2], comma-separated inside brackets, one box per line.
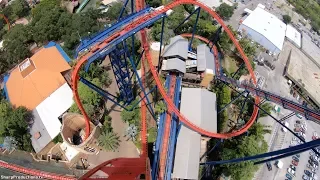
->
[287, 168, 296, 177]
[294, 124, 301, 128]
[266, 162, 272, 171]
[292, 156, 299, 162]
[305, 170, 312, 176]
[311, 155, 320, 162]
[294, 127, 301, 132]
[296, 120, 301, 124]
[296, 113, 303, 119]
[286, 173, 292, 180]
[309, 160, 319, 166]
[303, 174, 309, 180]
[292, 160, 299, 166]
[290, 164, 296, 171]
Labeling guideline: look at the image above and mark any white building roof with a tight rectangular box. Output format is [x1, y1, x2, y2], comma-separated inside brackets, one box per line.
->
[197, 44, 215, 72]
[241, 6, 286, 51]
[198, 0, 233, 8]
[60, 142, 80, 161]
[285, 25, 301, 48]
[173, 88, 217, 179]
[31, 83, 74, 153]
[163, 36, 188, 60]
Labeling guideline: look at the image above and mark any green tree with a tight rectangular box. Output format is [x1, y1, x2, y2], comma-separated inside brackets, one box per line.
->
[155, 101, 167, 115]
[216, 85, 231, 132]
[11, 0, 30, 18]
[248, 122, 271, 140]
[53, 134, 63, 143]
[84, 63, 112, 87]
[259, 103, 273, 118]
[216, 3, 234, 20]
[239, 38, 256, 58]
[0, 101, 33, 152]
[282, 15, 292, 24]
[146, 0, 162, 7]
[221, 136, 268, 180]
[103, 2, 126, 21]
[69, 77, 102, 117]
[3, 24, 31, 66]
[102, 115, 113, 132]
[98, 131, 120, 151]
[120, 99, 140, 126]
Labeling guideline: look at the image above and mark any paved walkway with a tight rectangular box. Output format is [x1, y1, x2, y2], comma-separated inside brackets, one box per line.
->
[86, 58, 139, 169]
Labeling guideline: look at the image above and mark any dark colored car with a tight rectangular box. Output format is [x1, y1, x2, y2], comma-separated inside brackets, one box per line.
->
[285, 173, 292, 180]
[266, 162, 272, 171]
[305, 170, 311, 176]
[309, 160, 318, 166]
[292, 156, 299, 162]
[296, 120, 301, 124]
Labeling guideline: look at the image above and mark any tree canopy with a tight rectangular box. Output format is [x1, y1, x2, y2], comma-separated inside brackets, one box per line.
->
[98, 130, 120, 151]
[282, 15, 292, 24]
[120, 99, 141, 126]
[288, 0, 320, 33]
[0, 0, 111, 74]
[216, 3, 235, 21]
[210, 122, 270, 180]
[0, 100, 33, 152]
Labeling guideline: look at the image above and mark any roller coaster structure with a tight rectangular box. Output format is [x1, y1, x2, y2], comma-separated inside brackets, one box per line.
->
[0, 0, 320, 179]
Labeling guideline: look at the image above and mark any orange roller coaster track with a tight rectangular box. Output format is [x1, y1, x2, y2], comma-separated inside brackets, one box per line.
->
[0, 14, 10, 30]
[72, 0, 259, 141]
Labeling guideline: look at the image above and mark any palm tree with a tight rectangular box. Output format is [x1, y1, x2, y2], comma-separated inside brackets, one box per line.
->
[98, 131, 121, 151]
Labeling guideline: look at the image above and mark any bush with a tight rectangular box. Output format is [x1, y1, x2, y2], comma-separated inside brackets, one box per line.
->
[282, 15, 292, 24]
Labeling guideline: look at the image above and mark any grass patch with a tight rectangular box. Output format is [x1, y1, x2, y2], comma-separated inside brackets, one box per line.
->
[224, 55, 238, 74]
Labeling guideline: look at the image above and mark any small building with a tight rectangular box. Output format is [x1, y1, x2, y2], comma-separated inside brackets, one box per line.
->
[3, 42, 73, 154]
[285, 24, 301, 48]
[172, 88, 217, 180]
[197, 44, 215, 87]
[162, 36, 188, 74]
[239, 4, 286, 54]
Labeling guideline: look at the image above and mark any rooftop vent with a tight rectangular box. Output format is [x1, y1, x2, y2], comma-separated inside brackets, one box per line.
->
[34, 132, 41, 139]
[19, 58, 36, 78]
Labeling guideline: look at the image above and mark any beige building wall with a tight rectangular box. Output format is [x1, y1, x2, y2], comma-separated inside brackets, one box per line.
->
[61, 113, 101, 155]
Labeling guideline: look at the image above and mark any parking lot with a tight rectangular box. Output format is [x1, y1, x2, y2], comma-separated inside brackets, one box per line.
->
[265, 117, 320, 180]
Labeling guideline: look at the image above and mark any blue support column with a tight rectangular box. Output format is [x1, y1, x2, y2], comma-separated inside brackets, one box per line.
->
[118, 0, 129, 21]
[131, 0, 134, 13]
[152, 75, 171, 180]
[157, 17, 166, 73]
[109, 43, 134, 104]
[130, 49, 144, 81]
[174, 7, 200, 33]
[124, 40, 155, 117]
[189, 7, 201, 51]
[166, 76, 182, 180]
